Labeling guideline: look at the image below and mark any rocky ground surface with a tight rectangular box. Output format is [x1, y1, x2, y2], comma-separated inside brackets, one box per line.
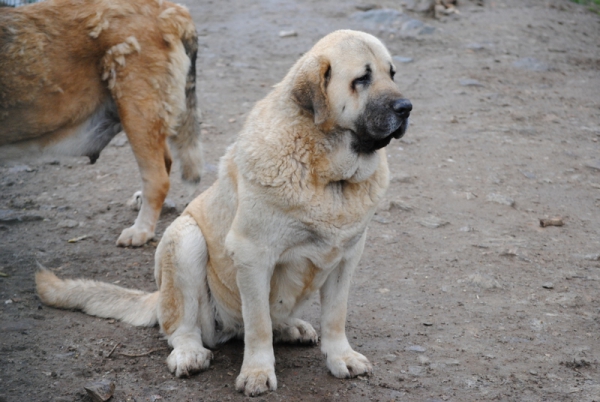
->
[1, 0, 600, 401]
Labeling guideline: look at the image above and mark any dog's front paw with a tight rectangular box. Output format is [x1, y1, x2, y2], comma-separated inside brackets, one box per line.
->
[116, 226, 154, 247]
[235, 366, 277, 396]
[326, 349, 372, 378]
[274, 318, 318, 345]
[167, 346, 212, 377]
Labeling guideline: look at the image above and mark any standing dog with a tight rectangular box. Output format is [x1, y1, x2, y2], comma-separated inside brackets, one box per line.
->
[0, 0, 203, 246]
[36, 30, 412, 396]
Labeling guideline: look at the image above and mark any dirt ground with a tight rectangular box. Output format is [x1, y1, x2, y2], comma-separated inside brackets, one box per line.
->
[1, 0, 600, 400]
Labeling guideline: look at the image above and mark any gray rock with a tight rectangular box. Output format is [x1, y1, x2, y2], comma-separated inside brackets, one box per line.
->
[417, 216, 449, 228]
[384, 354, 398, 363]
[0, 209, 44, 223]
[408, 365, 423, 376]
[513, 57, 552, 72]
[58, 219, 79, 228]
[7, 165, 34, 173]
[486, 193, 515, 207]
[393, 56, 414, 63]
[459, 78, 484, 87]
[417, 355, 430, 365]
[585, 160, 600, 171]
[406, 345, 426, 353]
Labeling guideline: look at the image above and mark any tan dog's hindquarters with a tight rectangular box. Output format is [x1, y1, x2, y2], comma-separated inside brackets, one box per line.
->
[0, 0, 203, 247]
[36, 30, 412, 396]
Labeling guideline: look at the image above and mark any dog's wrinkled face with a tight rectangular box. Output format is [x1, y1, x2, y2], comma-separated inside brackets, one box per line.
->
[292, 31, 412, 154]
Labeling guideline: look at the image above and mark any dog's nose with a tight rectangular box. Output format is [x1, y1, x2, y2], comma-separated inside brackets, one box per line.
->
[392, 99, 412, 117]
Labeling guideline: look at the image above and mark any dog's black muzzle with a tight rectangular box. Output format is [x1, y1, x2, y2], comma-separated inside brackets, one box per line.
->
[352, 97, 412, 154]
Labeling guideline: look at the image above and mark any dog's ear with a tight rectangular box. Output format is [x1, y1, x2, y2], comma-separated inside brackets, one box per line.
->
[291, 56, 331, 127]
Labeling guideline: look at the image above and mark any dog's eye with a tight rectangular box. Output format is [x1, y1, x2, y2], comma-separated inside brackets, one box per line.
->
[352, 73, 370, 90]
[390, 68, 396, 80]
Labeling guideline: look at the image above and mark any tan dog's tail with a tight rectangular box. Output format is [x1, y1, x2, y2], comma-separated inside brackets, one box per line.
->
[35, 267, 158, 327]
[169, 18, 204, 184]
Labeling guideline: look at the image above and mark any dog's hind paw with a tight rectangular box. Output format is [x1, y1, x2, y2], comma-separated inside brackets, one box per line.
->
[273, 318, 318, 345]
[235, 366, 277, 396]
[167, 346, 212, 377]
[116, 226, 155, 247]
[326, 349, 372, 379]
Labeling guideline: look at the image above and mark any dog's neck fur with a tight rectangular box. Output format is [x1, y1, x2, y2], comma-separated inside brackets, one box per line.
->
[234, 87, 387, 190]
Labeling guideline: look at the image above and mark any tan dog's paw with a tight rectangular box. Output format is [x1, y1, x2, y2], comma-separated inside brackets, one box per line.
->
[327, 349, 373, 378]
[116, 226, 155, 247]
[235, 366, 277, 396]
[167, 346, 212, 377]
[274, 318, 318, 345]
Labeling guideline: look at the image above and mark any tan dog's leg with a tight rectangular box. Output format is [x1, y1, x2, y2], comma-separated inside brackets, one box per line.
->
[273, 318, 318, 345]
[227, 233, 278, 396]
[155, 214, 215, 376]
[320, 232, 373, 378]
[112, 90, 170, 246]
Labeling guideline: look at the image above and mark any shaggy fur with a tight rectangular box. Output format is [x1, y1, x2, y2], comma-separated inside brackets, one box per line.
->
[0, 0, 203, 246]
[36, 30, 412, 396]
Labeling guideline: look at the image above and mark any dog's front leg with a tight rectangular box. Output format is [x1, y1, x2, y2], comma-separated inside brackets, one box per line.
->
[320, 232, 373, 378]
[228, 234, 277, 396]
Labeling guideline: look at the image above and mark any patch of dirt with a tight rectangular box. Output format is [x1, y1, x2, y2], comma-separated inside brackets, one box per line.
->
[1, 0, 600, 401]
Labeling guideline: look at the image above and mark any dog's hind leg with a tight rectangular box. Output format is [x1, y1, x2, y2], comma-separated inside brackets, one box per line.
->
[155, 214, 215, 377]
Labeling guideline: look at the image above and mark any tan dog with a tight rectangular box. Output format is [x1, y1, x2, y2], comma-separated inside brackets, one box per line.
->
[0, 0, 203, 246]
[36, 30, 412, 396]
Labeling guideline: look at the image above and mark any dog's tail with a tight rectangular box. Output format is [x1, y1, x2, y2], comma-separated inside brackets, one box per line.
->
[35, 266, 158, 327]
[168, 8, 204, 184]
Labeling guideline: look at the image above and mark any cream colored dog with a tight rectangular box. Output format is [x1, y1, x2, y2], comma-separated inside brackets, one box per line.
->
[36, 30, 412, 396]
[0, 0, 203, 247]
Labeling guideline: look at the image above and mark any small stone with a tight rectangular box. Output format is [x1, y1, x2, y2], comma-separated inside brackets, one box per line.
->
[542, 282, 554, 289]
[459, 78, 484, 87]
[417, 355, 430, 365]
[58, 219, 79, 228]
[384, 354, 398, 363]
[513, 57, 552, 72]
[585, 160, 600, 171]
[540, 217, 563, 227]
[8, 165, 34, 173]
[582, 253, 600, 261]
[406, 345, 426, 353]
[393, 56, 414, 63]
[486, 193, 515, 207]
[408, 365, 423, 376]
[84, 380, 115, 402]
[162, 198, 177, 214]
[459, 226, 474, 232]
[378, 288, 390, 294]
[423, 322, 433, 326]
[279, 30, 297, 38]
[417, 216, 449, 229]
[529, 370, 538, 376]
[444, 359, 460, 366]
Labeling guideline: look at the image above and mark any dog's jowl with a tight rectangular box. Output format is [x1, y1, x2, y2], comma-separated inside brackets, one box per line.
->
[36, 30, 411, 396]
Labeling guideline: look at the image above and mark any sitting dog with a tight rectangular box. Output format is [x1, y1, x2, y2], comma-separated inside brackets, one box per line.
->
[36, 30, 412, 396]
[0, 0, 203, 246]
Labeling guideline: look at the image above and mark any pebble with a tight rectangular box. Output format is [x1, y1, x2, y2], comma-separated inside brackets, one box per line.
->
[384, 354, 398, 363]
[417, 216, 449, 229]
[8, 165, 34, 173]
[278, 30, 297, 38]
[486, 193, 515, 207]
[408, 365, 423, 376]
[417, 355, 430, 365]
[406, 345, 426, 353]
[512, 57, 552, 72]
[84, 380, 115, 402]
[58, 219, 79, 228]
[444, 359, 460, 366]
[542, 283, 554, 290]
[393, 56, 414, 63]
[459, 78, 484, 87]
[584, 160, 600, 171]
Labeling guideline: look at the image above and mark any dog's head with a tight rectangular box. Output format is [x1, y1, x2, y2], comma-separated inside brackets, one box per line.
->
[291, 30, 412, 154]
